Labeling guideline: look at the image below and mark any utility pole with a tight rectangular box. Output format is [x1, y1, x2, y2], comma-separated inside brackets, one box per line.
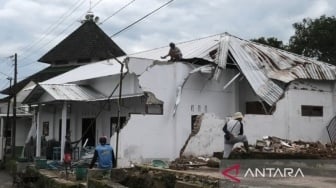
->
[115, 62, 124, 167]
[11, 53, 17, 158]
[4, 77, 12, 161]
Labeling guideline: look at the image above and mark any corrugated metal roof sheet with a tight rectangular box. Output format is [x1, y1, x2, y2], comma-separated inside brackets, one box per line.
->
[43, 58, 125, 84]
[23, 83, 144, 104]
[128, 34, 221, 61]
[128, 33, 336, 106]
[26, 33, 336, 106]
[227, 35, 336, 105]
[40, 84, 106, 101]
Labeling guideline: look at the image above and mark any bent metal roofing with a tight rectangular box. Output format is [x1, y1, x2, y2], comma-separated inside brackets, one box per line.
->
[129, 33, 336, 106]
[25, 33, 336, 106]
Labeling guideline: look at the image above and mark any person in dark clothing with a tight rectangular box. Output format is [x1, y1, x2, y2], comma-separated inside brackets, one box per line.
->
[223, 112, 249, 158]
[161, 42, 183, 62]
[90, 136, 116, 169]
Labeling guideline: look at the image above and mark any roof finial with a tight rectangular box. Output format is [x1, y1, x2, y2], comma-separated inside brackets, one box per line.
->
[81, 0, 100, 24]
[89, 0, 92, 12]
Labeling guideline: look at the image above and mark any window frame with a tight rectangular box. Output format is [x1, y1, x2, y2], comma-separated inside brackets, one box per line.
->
[301, 105, 323, 117]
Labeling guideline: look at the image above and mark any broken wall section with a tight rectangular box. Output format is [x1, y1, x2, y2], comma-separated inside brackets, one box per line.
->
[182, 113, 226, 157]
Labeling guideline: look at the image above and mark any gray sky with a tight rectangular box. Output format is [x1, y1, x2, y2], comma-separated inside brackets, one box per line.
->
[0, 0, 335, 91]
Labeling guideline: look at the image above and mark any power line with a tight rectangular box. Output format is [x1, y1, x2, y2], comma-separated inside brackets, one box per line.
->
[110, 0, 174, 38]
[19, 0, 87, 63]
[19, 0, 105, 68]
[0, 71, 11, 78]
[100, 0, 136, 24]
[91, 0, 104, 9]
[20, 0, 85, 54]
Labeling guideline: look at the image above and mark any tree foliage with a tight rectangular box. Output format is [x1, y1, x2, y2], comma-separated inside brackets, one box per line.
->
[251, 37, 285, 50]
[288, 15, 336, 63]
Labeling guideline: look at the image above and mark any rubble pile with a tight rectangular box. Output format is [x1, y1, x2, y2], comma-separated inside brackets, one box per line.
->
[169, 156, 210, 170]
[235, 136, 336, 159]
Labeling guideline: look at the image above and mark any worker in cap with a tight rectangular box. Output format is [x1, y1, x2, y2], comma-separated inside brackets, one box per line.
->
[90, 136, 116, 169]
[222, 112, 249, 158]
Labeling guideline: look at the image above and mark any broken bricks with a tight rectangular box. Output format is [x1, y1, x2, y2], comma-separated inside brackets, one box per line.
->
[251, 136, 336, 158]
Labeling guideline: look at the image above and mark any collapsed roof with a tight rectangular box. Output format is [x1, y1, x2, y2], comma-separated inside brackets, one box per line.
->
[129, 33, 336, 105]
[23, 33, 336, 106]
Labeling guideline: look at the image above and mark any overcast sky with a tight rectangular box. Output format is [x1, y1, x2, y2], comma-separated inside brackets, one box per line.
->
[0, 0, 335, 91]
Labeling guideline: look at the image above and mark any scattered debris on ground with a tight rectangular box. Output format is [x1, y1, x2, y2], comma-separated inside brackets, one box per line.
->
[169, 137, 336, 170]
[169, 156, 214, 170]
[234, 136, 336, 159]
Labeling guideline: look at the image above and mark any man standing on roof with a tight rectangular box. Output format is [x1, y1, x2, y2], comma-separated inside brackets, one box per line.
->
[161, 42, 183, 62]
[222, 112, 249, 158]
[90, 136, 116, 169]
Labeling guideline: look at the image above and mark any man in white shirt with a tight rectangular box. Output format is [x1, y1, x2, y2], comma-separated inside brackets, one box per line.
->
[222, 112, 249, 158]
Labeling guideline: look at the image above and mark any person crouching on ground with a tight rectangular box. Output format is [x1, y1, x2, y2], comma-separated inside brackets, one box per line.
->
[90, 136, 116, 169]
[222, 112, 249, 158]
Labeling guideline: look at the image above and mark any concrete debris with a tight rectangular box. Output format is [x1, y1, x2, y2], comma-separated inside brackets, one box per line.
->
[233, 136, 336, 159]
[169, 156, 209, 170]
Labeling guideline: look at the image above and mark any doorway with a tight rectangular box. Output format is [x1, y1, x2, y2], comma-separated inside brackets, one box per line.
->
[82, 118, 96, 147]
[58, 119, 70, 142]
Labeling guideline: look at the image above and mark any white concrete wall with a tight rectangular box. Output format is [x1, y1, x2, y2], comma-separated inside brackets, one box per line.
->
[16, 117, 31, 146]
[244, 80, 334, 144]
[30, 57, 336, 164]
[183, 113, 225, 156]
[183, 80, 335, 157]
[116, 59, 239, 166]
[36, 95, 147, 147]
[87, 74, 142, 97]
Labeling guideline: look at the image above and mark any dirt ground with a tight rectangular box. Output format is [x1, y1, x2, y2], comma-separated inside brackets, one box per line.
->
[0, 170, 13, 188]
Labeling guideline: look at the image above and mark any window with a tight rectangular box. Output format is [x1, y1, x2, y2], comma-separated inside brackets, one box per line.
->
[246, 101, 274, 115]
[43, 122, 49, 136]
[301, 105, 323, 117]
[191, 115, 198, 132]
[145, 104, 163, 115]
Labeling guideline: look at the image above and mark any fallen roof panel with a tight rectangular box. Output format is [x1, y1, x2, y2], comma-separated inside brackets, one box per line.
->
[228, 35, 336, 105]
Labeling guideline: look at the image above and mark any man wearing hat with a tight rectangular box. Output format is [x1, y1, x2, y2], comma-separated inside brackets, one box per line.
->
[90, 136, 116, 169]
[222, 112, 249, 158]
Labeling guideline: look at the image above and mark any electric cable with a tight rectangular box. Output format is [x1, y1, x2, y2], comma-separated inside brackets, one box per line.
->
[19, 0, 105, 68]
[100, 0, 136, 24]
[110, 0, 174, 37]
[20, 0, 87, 60]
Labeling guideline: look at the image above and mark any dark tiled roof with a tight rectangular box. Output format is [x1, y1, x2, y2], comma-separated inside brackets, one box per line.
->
[1, 65, 78, 95]
[38, 20, 126, 64]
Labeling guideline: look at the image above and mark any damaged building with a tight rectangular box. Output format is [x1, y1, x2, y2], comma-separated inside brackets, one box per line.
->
[20, 33, 336, 166]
